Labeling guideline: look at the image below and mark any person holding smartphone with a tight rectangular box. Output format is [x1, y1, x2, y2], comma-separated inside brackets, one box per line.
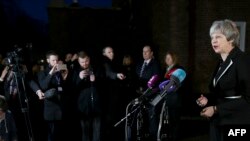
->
[37, 50, 68, 141]
[71, 51, 101, 141]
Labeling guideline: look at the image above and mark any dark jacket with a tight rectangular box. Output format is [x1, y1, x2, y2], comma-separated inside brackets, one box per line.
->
[37, 65, 65, 121]
[208, 47, 250, 125]
[163, 64, 186, 108]
[72, 67, 101, 118]
[136, 58, 161, 91]
[0, 110, 18, 141]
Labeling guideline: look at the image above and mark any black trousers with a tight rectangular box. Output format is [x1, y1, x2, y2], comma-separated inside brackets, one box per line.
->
[80, 116, 101, 141]
[47, 121, 62, 141]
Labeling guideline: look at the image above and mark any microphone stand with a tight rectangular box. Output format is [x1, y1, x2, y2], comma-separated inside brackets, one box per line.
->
[114, 87, 152, 128]
[114, 101, 141, 128]
[114, 99, 143, 141]
[157, 100, 168, 141]
[114, 85, 158, 141]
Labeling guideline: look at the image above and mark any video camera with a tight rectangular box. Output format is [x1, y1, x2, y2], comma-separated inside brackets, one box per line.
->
[3, 47, 25, 73]
[4, 47, 23, 66]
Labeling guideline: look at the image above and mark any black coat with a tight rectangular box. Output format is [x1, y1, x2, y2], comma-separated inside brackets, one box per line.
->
[135, 58, 161, 90]
[208, 47, 250, 125]
[0, 110, 18, 141]
[72, 67, 101, 118]
[37, 66, 65, 121]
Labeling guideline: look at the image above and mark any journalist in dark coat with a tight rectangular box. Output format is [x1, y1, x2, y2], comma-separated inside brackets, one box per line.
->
[71, 51, 101, 141]
[197, 19, 250, 141]
[38, 65, 63, 121]
[73, 66, 101, 118]
[37, 51, 68, 141]
[100, 46, 126, 141]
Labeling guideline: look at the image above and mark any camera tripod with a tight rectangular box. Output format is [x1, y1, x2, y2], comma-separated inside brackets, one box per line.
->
[12, 69, 35, 141]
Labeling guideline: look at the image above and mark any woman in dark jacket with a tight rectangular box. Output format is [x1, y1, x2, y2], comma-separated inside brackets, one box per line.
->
[197, 19, 250, 141]
[159, 51, 185, 141]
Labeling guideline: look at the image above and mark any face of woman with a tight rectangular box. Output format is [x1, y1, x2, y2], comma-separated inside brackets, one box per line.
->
[123, 57, 132, 66]
[211, 32, 233, 54]
[165, 54, 174, 66]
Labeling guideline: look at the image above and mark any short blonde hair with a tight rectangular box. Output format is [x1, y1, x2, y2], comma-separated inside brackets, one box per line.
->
[209, 19, 240, 47]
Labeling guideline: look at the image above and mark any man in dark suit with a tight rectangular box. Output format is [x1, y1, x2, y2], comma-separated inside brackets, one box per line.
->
[136, 45, 161, 91]
[134, 45, 161, 141]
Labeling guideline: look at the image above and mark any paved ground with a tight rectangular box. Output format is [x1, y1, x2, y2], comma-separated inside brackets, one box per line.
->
[179, 116, 209, 141]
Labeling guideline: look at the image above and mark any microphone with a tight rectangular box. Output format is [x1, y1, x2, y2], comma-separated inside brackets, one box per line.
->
[150, 68, 186, 106]
[147, 74, 160, 88]
[158, 80, 170, 90]
[132, 75, 160, 104]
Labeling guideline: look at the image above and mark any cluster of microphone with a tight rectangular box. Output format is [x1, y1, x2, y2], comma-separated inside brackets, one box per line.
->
[132, 68, 186, 106]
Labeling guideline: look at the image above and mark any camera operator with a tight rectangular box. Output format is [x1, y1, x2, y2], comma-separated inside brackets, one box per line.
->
[0, 48, 43, 141]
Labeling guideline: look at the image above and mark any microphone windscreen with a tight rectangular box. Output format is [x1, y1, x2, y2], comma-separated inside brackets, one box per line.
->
[147, 75, 160, 88]
[158, 80, 170, 90]
[171, 69, 186, 83]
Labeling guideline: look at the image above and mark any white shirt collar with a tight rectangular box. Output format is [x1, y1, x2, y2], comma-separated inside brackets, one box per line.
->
[144, 59, 151, 64]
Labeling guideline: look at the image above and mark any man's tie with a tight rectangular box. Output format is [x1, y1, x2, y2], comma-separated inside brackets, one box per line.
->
[140, 62, 147, 77]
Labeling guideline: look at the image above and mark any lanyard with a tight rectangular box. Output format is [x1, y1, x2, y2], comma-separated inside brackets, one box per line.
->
[55, 72, 61, 85]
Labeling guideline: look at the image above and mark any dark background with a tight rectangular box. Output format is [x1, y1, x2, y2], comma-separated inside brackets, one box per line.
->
[1, 0, 249, 93]
[1, 0, 250, 140]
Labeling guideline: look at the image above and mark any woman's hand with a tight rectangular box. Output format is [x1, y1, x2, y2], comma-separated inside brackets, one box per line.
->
[196, 94, 208, 107]
[200, 106, 216, 118]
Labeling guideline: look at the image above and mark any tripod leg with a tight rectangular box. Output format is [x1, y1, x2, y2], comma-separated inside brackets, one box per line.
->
[24, 110, 35, 141]
[14, 73, 35, 141]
